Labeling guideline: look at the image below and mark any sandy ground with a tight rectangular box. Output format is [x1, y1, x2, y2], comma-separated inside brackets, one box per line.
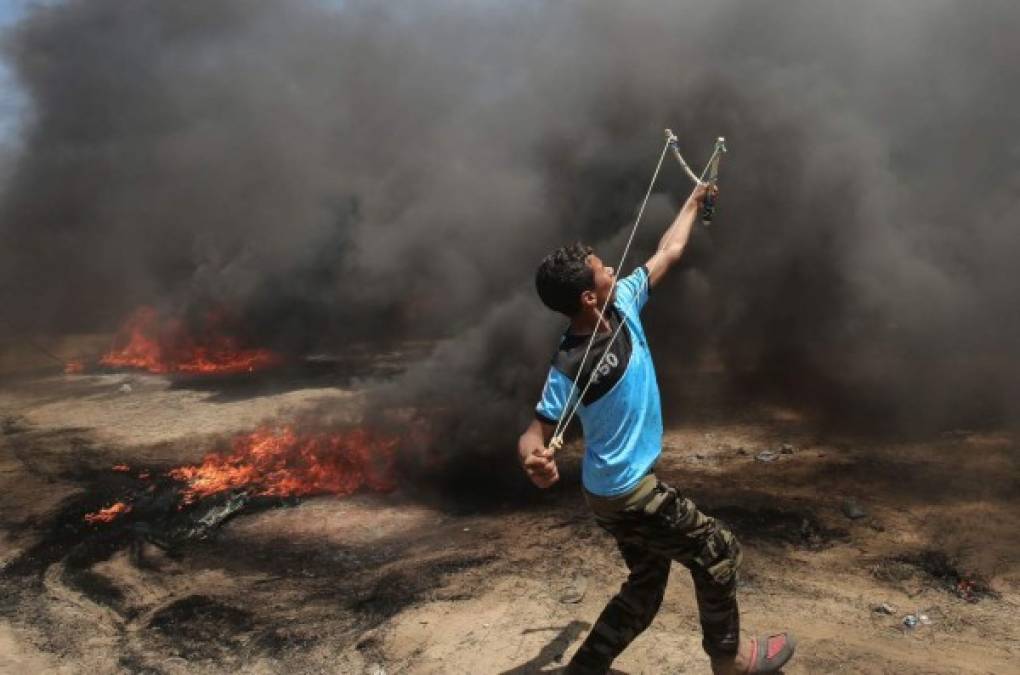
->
[1, 366, 1019, 674]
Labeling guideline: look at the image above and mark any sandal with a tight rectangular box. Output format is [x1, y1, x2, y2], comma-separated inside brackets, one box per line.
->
[712, 632, 797, 674]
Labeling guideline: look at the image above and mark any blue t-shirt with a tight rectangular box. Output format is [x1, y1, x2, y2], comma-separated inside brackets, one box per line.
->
[535, 266, 663, 497]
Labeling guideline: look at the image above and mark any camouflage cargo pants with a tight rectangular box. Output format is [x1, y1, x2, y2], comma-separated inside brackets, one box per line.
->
[568, 477, 742, 673]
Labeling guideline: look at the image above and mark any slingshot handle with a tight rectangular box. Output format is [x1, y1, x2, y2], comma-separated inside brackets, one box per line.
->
[700, 136, 726, 226]
[700, 190, 717, 225]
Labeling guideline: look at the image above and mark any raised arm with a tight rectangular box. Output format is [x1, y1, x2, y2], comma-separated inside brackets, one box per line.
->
[517, 418, 559, 488]
[644, 181, 714, 287]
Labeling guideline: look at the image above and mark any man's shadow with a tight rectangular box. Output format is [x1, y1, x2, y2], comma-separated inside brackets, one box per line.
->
[499, 621, 629, 675]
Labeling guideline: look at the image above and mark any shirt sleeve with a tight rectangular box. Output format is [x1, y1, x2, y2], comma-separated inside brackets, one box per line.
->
[614, 265, 650, 316]
[535, 366, 573, 424]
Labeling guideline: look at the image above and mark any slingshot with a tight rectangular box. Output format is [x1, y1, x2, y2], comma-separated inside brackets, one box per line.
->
[548, 131, 727, 452]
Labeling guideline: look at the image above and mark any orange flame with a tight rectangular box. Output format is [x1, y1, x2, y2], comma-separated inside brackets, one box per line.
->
[84, 501, 132, 524]
[168, 426, 398, 504]
[100, 306, 282, 375]
[64, 359, 85, 374]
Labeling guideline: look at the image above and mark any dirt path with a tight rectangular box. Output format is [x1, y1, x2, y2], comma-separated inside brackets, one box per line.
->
[364, 422, 1020, 674]
[1, 371, 1018, 674]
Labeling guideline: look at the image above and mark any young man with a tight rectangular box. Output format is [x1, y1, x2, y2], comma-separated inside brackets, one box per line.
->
[518, 183, 796, 674]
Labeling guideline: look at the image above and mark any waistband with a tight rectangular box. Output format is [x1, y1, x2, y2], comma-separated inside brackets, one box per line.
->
[583, 473, 659, 517]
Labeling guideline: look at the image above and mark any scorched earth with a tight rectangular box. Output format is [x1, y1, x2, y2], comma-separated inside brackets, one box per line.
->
[1, 351, 1018, 674]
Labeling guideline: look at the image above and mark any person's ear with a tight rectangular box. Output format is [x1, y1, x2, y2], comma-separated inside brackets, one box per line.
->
[580, 289, 597, 308]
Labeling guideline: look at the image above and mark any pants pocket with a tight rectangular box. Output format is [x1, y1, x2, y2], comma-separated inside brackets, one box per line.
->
[647, 487, 742, 585]
[697, 525, 742, 586]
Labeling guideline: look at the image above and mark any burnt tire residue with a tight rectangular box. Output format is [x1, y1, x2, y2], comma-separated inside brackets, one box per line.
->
[251, 626, 317, 654]
[872, 549, 1000, 602]
[62, 566, 127, 611]
[148, 594, 255, 659]
[350, 554, 498, 621]
[707, 505, 849, 550]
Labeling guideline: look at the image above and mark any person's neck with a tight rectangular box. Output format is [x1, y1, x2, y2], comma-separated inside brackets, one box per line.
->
[569, 306, 611, 336]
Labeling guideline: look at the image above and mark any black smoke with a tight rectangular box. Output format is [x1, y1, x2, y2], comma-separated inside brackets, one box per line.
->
[2, 1, 1018, 478]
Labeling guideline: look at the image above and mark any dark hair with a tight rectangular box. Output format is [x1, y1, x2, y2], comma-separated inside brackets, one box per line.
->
[535, 242, 594, 316]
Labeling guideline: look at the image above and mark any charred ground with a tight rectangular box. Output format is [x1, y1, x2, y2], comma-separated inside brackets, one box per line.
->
[1, 363, 1018, 674]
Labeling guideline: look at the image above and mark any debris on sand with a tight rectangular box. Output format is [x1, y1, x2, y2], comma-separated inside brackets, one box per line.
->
[560, 574, 588, 604]
[901, 608, 937, 631]
[954, 577, 994, 603]
[755, 444, 795, 462]
[841, 497, 867, 520]
[872, 602, 896, 615]
[183, 491, 252, 540]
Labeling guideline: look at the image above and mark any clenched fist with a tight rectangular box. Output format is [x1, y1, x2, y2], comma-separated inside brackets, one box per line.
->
[520, 444, 559, 488]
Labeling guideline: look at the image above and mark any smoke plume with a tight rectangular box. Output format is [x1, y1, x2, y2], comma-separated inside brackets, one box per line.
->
[2, 1, 1019, 489]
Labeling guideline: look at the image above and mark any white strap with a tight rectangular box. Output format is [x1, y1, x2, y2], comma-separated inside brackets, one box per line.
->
[550, 138, 672, 448]
[550, 132, 726, 451]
